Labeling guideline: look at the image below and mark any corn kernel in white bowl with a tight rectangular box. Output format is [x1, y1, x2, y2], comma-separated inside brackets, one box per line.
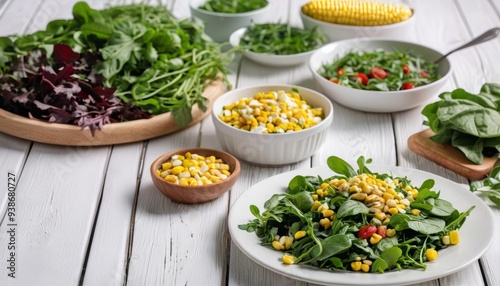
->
[211, 85, 333, 166]
[309, 39, 452, 113]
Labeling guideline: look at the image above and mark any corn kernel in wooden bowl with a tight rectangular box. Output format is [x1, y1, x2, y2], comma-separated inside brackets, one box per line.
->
[150, 148, 240, 204]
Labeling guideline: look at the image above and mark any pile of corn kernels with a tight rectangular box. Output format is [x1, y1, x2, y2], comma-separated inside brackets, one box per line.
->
[157, 152, 231, 186]
[218, 90, 323, 133]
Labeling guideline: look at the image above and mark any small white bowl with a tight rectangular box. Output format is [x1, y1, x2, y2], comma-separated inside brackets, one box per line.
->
[300, 8, 416, 42]
[211, 85, 333, 166]
[189, 0, 270, 43]
[229, 27, 320, 67]
[309, 39, 452, 113]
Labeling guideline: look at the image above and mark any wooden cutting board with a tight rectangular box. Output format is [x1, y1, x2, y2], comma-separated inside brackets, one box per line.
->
[408, 128, 498, 180]
[0, 79, 227, 146]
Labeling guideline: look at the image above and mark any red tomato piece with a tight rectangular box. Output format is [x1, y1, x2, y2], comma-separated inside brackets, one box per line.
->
[369, 67, 387, 79]
[421, 70, 429, 78]
[356, 73, 369, 85]
[330, 78, 339, 84]
[401, 82, 415, 90]
[338, 68, 345, 75]
[358, 225, 377, 239]
[402, 64, 410, 75]
[377, 225, 387, 238]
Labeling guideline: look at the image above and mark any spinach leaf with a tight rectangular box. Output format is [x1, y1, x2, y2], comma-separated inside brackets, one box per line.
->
[308, 234, 352, 262]
[336, 200, 369, 219]
[407, 218, 445, 234]
[327, 156, 357, 178]
[286, 192, 314, 213]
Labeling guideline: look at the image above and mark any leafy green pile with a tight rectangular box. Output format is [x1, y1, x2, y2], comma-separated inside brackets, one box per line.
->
[238, 23, 326, 55]
[239, 156, 473, 273]
[199, 0, 268, 13]
[0, 2, 232, 127]
[422, 83, 500, 164]
[318, 50, 439, 91]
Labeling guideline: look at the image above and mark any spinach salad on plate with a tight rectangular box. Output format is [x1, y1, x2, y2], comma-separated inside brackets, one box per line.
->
[239, 156, 473, 273]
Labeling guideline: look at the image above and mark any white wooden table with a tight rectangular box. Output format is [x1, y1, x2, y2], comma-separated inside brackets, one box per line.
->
[0, 0, 499, 285]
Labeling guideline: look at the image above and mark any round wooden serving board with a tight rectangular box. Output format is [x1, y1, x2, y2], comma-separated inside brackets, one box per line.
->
[408, 128, 498, 180]
[0, 79, 227, 146]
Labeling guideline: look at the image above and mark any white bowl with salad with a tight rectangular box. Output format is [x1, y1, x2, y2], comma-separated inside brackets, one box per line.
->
[190, 0, 270, 43]
[229, 23, 327, 67]
[211, 85, 333, 165]
[309, 39, 452, 113]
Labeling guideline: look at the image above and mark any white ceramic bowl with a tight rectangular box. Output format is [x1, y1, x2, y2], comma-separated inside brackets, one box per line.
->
[211, 85, 333, 166]
[300, 7, 416, 42]
[189, 0, 270, 43]
[309, 39, 452, 113]
[229, 27, 320, 67]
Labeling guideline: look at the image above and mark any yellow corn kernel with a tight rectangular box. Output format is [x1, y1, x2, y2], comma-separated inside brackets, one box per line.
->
[294, 230, 307, 240]
[311, 194, 319, 201]
[382, 192, 395, 201]
[388, 207, 399, 215]
[449, 230, 460, 245]
[282, 254, 295, 265]
[281, 236, 293, 250]
[408, 188, 419, 199]
[317, 203, 329, 213]
[322, 209, 335, 217]
[161, 162, 173, 170]
[164, 175, 178, 183]
[301, 0, 413, 26]
[349, 185, 360, 193]
[411, 209, 421, 216]
[351, 192, 367, 201]
[361, 263, 370, 273]
[319, 218, 331, 229]
[374, 212, 386, 221]
[386, 228, 396, 237]
[425, 249, 438, 261]
[272, 241, 283, 251]
[351, 261, 362, 271]
[311, 201, 322, 211]
[171, 166, 184, 175]
[369, 233, 383, 244]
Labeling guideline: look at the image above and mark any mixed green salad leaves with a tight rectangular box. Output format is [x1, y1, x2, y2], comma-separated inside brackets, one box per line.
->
[239, 156, 473, 273]
[422, 83, 500, 165]
[318, 50, 439, 91]
[0, 2, 232, 130]
[199, 0, 268, 13]
[238, 23, 326, 55]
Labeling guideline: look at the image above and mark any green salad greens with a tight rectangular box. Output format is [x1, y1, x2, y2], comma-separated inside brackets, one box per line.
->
[239, 156, 473, 273]
[319, 50, 439, 91]
[0, 2, 232, 127]
[238, 23, 326, 55]
[199, 0, 268, 13]
[422, 83, 500, 165]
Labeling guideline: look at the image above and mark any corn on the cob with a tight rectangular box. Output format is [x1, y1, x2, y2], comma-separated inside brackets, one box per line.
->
[302, 0, 413, 26]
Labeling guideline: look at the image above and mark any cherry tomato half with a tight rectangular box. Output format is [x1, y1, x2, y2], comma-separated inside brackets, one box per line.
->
[329, 78, 339, 84]
[401, 82, 415, 90]
[421, 70, 429, 78]
[402, 64, 410, 75]
[356, 73, 369, 85]
[377, 225, 387, 238]
[370, 67, 388, 79]
[358, 225, 377, 239]
[338, 68, 345, 76]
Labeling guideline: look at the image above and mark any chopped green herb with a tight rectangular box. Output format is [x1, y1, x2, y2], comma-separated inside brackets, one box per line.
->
[199, 0, 268, 13]
[239, 23, 326, 55]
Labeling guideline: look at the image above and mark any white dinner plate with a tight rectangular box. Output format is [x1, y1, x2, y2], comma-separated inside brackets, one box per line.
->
[228, 165, 496, 286]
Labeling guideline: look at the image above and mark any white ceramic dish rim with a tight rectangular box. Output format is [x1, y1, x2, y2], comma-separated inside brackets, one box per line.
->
[229, 27, 320, 60]
[211, 84, 334, 139]
[228, 165, 496, 286]
[309, 38, 452, 95]
[189, 0, 270, 17]
[299, 6, 415, 30]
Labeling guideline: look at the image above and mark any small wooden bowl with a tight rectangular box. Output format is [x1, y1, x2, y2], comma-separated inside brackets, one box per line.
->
[150, 148, 241, 204]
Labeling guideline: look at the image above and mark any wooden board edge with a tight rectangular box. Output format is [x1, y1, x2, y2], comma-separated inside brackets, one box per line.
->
[407, 129, 497, 180]
[0, 79, 227, 146]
